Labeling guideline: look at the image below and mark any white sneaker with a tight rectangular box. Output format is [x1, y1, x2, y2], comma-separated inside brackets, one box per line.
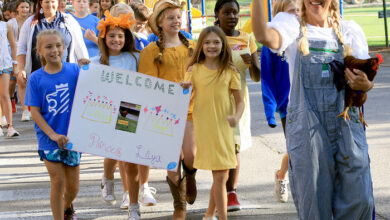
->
[101, 175, 116, 205]
[0, 127, 4, 137]
[120, 191, 130, 209]
[1, 116, 7, 127]
[7, 127, 20, 137]
[21, 110, 31, 122]
[128, 203, 140, 220]
[274, 170, 289, 203]
[139, 183, 157, 206]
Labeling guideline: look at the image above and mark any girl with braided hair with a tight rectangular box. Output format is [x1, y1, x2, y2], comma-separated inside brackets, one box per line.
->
[138, 1, 196, 219]
[252, 0, 374, 218]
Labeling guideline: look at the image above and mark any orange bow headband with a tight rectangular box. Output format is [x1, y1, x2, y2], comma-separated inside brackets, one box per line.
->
[97, 11, 136, 38]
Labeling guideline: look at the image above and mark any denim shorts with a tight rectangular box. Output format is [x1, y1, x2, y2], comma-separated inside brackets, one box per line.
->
[0, 67, 12, 75]
[38, 149, 81, 167]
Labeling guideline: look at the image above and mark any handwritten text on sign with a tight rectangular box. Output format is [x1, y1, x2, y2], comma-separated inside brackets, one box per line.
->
[67, 64, 191, 171]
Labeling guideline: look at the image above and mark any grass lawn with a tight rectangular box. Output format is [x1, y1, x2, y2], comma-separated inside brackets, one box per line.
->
[344, 6, 388, 46]
[194, 1, 389, 47]
[116, 115, 138, 133]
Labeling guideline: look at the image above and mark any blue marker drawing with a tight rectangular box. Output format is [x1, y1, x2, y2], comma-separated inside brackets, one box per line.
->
[167, 162, 177, 170]
[66, 142, 73, 150]
[183, 89, 189, 95]
[82, 63, 90, 70]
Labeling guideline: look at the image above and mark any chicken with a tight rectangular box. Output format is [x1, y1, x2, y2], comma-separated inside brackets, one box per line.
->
[329, 53, 383, 127]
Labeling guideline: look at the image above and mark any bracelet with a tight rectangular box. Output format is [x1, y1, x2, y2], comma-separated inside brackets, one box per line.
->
[12, 60, 18, 65]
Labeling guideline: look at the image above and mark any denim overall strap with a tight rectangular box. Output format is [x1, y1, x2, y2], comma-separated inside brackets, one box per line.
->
[286, 38, 374, 220]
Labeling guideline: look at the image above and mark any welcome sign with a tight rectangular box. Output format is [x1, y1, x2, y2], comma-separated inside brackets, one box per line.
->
[67, 63, 191, 171]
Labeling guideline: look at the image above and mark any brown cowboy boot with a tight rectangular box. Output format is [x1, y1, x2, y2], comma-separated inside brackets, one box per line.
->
[182, 161, 197, 204]
[167, 176, 186, 219]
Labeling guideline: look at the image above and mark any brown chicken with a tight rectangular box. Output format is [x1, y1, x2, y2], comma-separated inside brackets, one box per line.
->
[329, 53, 383, 127]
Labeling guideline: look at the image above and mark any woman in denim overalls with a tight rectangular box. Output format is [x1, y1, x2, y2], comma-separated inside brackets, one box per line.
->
[252, 0, 374, 219]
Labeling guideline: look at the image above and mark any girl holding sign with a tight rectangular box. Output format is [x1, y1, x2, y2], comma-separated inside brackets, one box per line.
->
[138, 0, 196, 219]
[180, 26, 244, 220]
[92, 11, 142, 219]
[24, 29, 89, 220]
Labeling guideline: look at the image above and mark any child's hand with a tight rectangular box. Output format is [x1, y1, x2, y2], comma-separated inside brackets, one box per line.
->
[240, 53, 252, 65]
[50, 133, 69, 149]
[78, 59, 91, 67]
[85, 29, 97, 42]
[179, 81, 192, 89]
[226, 115, 238, 127]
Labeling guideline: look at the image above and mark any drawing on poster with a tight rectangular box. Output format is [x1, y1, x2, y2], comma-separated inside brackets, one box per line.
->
[81, 91, 117, 124]
[115, 101, 141, 133]
[143, 105, 180, 137]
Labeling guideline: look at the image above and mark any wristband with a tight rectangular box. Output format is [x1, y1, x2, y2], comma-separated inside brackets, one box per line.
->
[12, 60, 18, 65]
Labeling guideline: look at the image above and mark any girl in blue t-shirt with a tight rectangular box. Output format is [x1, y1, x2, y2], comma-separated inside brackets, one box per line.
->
[24, 29, 89, 220]
[93, 11, 141, 219]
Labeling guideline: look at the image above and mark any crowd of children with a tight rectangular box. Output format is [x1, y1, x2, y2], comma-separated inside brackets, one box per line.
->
[0, 0, 377, 219]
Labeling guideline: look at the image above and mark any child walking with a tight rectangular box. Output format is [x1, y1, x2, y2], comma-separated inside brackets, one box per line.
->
[24, 29, 89, 220]
[93, 11, 141, 219]
[109, 3, 157, 208]
[260, 0, 299, 203]
[0, 17, 19, 137]
[181, 26, 244, 220]
[213, 0, 261, 210]
[139, 1, 196, 218]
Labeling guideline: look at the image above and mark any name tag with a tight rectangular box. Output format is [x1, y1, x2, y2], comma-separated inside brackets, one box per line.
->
[322, 64, 329, 78]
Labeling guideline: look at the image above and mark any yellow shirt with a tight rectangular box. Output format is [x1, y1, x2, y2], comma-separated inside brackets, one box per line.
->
[139, 41, 196, 120]
[185, 63, 241, 170]
[139, 41, 196, 82]
[227, 31, 258, 55]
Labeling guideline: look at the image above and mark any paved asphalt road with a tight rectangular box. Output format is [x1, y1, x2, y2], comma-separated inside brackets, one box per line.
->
[0, 53, 389, 219]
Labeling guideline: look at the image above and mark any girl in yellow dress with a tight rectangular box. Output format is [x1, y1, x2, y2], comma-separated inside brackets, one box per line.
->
[181, 26, 244, 220]
[214, 0, 261, 210]
[138, 1, 196, 219]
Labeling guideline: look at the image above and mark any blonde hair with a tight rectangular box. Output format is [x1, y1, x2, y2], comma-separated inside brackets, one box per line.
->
[110, 3, 134, 17]
[154, 7, 193, 64]
[272, 0, 296, 17]
[36, 29, 64, 66]
[298, 0, 353, 57]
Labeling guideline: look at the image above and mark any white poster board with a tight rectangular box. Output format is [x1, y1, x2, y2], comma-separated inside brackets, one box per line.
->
[67, 63, 191, 171]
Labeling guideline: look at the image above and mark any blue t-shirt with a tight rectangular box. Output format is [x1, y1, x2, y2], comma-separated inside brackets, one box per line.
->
[90, 52, 140, 71]
[134, 35, 149, 51]
[71, 13, 100, 58]
[25, 62, 80, 150]
[147, 30, 192, 42]
[260, 47, 290, 127]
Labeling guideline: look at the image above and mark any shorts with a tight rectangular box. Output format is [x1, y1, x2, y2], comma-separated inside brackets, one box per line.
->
[0, 67, 12, 75]
[38, 149, 81, 167]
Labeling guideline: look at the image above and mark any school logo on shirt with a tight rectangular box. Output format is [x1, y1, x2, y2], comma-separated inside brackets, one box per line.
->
[46, 83, 70, 116]
[231, 44, 247, 51]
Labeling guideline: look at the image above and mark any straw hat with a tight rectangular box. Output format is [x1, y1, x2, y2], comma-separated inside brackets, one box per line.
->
[148, 0, 182, 35]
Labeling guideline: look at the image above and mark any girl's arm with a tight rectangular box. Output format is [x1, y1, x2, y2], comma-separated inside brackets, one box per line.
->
[16, 55, 26, 79]
[227, 90, 244, 127]
[30, 106, 69, 149]
[7, 23, 17, 71]
[239, 52, 261, 82]
[252, 0, 282, 50]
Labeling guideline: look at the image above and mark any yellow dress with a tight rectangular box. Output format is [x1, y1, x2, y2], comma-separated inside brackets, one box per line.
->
[227, 31, 258, 151]
[185, 64, 241, 170]
[139, 41, 196, 120]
